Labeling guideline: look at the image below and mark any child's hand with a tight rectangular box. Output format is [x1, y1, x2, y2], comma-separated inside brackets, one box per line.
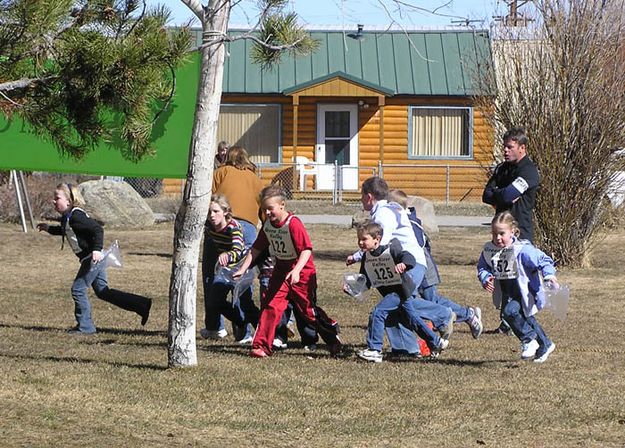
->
[232, 269, 244, 280]
[92, 250, 103, 262]
[546, 278, 560, 290]
[345, 255, 355, 266]
[483, 276, 495, 292]
[286, 269, 301, 285]
[217, 253, 230, 266]
[395, 262, 406, 274]
[36, 223, 48, 232]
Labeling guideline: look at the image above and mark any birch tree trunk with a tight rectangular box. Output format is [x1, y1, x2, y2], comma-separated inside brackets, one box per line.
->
[168, 1, 231, 367]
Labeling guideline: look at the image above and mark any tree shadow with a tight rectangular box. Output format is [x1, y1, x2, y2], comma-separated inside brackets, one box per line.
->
[0, 322, 164, 337]
[127, 252, 172, 258]
[0, 351, 167, 371]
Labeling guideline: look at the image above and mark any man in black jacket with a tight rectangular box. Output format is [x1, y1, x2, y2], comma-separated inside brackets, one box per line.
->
[483, 127, 539, 242]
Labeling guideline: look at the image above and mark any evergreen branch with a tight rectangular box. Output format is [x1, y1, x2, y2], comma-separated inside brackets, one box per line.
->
[0, 89, 22, 107]
[152, 62, 176, 124]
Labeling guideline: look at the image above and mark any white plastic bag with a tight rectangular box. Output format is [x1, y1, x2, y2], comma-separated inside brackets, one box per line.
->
[89, 240, 122, 271]
[101, 240, 123, 269]
[544, 283, 570, 321]
[214, 261, 257, 300]
[343, 273, 371, 302]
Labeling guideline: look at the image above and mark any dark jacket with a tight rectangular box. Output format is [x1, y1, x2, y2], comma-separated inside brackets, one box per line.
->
[47, 207, 103, 261]
[360, 238, 416, 300]
[483, 156, 540, 241]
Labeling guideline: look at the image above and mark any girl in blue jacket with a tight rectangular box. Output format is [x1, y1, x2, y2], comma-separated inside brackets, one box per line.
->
[477, 211, 558, 363]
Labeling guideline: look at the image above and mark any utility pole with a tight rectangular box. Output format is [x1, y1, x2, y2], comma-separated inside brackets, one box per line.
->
[494, 0, 534, 27]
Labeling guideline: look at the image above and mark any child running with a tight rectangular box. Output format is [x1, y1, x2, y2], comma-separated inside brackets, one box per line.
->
[233, 185, 341, 358]
[477, 211, 558, 362]
[388, 189, 483, 339]
[200, 194, 259, 343]
[37, 183, 151, 334]
[355, 221, 448, 362]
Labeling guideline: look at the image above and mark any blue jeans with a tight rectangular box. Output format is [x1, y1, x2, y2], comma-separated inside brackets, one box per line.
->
[420, 285, 470, 322]
[502, 297, 551, 349]
[71, 260, 150, 333]
[406, 265, 452, 329]
[367, 293, 441, 352]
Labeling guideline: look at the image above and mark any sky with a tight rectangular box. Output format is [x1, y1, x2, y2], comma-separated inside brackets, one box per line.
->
[148, 1, 512, 29]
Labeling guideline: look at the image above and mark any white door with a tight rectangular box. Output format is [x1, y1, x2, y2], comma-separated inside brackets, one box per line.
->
[316, 104, 359, 190]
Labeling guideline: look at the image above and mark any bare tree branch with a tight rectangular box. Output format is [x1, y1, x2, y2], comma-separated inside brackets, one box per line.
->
[180, 0, 205, 22]
[0, 76, 56, 93]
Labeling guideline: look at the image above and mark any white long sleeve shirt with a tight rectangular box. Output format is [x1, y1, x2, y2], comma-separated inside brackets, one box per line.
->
[353, 200, 426, 267]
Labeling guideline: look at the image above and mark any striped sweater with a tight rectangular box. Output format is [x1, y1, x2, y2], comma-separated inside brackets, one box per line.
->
[204, 218, 245, 266]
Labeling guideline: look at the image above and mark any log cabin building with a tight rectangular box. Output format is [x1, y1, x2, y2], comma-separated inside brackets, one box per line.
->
[164, 26, 496, 201]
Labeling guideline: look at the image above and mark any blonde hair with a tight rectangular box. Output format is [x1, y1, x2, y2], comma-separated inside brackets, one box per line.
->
[388, 189, 408, 209]
[226, 145, 257, 172]
[260, 184, 287, 204]
[492, 211, 520, 237]
[209, 194, 233, 221]
[56, 183, 85, 208]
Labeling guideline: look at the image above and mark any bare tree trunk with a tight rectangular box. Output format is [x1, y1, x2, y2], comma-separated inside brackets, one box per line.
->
[168, 1, 231, 368]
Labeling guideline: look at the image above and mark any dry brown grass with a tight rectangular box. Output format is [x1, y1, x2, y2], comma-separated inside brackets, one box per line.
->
[1, 222, 624, 447]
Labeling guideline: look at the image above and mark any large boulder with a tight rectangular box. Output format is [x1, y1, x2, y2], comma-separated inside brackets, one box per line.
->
[406, 195, 438, 235]
[79, 180, 155, 227]
[351, 195, 438, 235]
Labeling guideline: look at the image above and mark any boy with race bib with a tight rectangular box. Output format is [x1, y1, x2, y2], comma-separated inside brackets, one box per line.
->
[233, 185, 341, 358]
[477, 211, 558, 363]
[355, 221, 448, 363]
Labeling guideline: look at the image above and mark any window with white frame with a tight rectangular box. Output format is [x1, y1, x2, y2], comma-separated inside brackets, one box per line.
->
[408, 106, 472, 158]
[217, 104, 281, 164]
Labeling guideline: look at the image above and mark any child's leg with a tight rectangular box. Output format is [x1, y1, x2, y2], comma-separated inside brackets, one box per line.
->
[526, 315, 552, 349]
[420, 285, 471, 322]
[253, 276, 291, 354]
[206, 281, 247, 330]
[70, 262, 98, 333]
[202, 253, 225, 334]
[385, 310, 421, 355]
[91, 265, 151, 318]
[401, 298, 442, 350]
[366, 293, 402, 351]
[502, 298, 537, 343]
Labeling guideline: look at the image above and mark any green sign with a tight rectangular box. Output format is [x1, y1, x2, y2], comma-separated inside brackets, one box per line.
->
[0, 54, 201, 179]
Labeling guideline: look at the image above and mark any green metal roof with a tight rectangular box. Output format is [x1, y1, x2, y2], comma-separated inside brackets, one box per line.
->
[194, 29, 492, 96]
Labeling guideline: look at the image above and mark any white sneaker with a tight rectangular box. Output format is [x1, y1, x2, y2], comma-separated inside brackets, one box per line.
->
[200, 328, 228, 340]
[520, 339, 540, 359]
[238, 335, 254, 345]
[272, 338, 288, 349]
[533, 343, 556, 363]
[468, 307, 484, 339]
[357, 348, 383, 363]
[303, 344, 317, 353]
[430, 338, 449, 358]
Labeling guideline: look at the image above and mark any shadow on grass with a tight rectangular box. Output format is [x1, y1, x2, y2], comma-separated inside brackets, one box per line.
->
[0, 322, 165, 337]
[0, 351, 167, 371]
[127, 252, 172, 258]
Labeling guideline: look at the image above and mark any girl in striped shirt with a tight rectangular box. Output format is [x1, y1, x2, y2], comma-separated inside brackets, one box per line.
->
[200, 194, 259, 342]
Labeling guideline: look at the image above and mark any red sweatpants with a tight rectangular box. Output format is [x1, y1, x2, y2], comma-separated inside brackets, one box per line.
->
[253, 271, 335, 354]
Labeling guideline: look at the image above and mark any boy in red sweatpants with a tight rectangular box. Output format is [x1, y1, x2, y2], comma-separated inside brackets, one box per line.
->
[234, 185, 341, 358]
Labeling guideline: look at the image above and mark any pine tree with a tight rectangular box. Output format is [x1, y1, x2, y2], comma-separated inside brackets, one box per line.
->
[0, 0, 191, 160]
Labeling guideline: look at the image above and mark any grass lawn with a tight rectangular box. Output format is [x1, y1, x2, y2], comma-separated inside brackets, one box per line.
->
[1, 222, 624, 447]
